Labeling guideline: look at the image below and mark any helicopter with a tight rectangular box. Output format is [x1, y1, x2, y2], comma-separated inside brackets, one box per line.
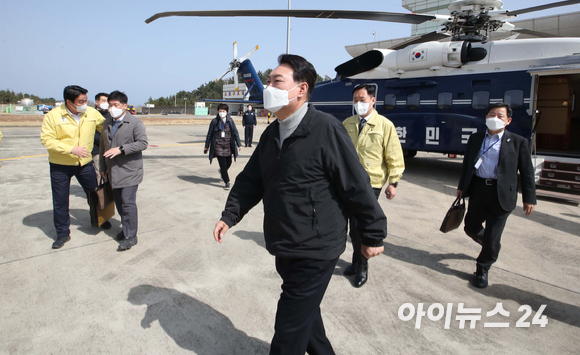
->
[146, 0, 580, 200]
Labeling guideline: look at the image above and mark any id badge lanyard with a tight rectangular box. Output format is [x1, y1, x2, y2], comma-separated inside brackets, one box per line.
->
[475, 136, 500, 169]
[220, 120, 226, 138]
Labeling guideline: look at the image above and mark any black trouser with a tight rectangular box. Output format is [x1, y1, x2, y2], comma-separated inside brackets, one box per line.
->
[271, 257, 338, 355]
[464, 176, 511, 270]
[245, 126, 254, 146]
[49, 162, 97, 237]
[216, 155, 232, 183]
[349, 187, 382, 267]
[113, 185, 139, 239]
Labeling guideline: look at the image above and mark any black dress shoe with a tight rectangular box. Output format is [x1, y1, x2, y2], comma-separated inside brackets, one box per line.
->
[117, 237, 138, 251]
[470, 266, 489, 288]
[101, 221, 112, 230]
[52, 235, 71, 249]
[354, 265, 368, 288]
[115, 231, 125, 241]
[343, 263, 358, 276]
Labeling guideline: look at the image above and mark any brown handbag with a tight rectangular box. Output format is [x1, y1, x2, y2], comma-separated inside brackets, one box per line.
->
[439, 197, 466, 233]
[90, 177, 115, 228]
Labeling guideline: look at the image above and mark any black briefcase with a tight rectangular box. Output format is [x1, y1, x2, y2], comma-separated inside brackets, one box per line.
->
[439, 197, 466, 233]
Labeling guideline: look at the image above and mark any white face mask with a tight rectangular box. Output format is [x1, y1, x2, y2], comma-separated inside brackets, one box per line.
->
[219, 112, 227, 119]
[263, 84, 300, 113]
[486, 116, 506, 131]
[99, 102, 109, 110]
[110, 106, 125, 119]
[354, 101, 372, 117]
[75, 104, 88, 113]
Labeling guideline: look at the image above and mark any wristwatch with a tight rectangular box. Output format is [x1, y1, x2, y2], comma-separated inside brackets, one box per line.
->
[119, 145, 125, 155]
[389, 182, 398, 188]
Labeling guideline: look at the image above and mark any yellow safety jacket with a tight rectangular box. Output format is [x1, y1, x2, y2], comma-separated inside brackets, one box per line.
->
[40, 104, 104, 166]
[343, 109, 405, 188]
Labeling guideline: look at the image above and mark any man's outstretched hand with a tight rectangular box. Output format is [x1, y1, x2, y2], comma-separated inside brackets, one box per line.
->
[213, 220, 229, 243]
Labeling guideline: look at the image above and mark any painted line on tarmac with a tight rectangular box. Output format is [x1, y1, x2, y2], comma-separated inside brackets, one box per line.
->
[0, 154, 48, 162]
[0, 143, 205, 161]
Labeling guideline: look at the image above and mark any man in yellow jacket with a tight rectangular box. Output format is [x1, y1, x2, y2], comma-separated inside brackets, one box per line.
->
[342, 83, 405, 287]
[40, 85, 106, 249]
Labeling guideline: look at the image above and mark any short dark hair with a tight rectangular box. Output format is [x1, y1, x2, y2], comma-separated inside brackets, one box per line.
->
[352, 84, 376, 98]
[63, 85, 88, 103]
[108, 90, 128, 104]
[95, 92, 109, 101]
[487, 103, 513, 118]
[218, 103, 229, 112]
[277, 54, 317, 100]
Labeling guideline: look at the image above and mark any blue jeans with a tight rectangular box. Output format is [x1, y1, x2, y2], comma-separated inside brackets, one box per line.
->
[49, 162, 97, 237]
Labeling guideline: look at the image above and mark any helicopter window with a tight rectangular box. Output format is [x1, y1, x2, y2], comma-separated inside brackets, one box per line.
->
[438, 92, 453, 110]
[504, 90, 524, 109]
[472, 91, 490, 110]
[407, 93, 420, 110]
[384, 94, 397, 110]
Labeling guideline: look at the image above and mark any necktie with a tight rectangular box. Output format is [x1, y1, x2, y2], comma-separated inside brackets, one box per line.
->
[358, 119, 366, 135]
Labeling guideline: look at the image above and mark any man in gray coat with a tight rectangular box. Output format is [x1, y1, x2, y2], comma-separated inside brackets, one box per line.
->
[99, 91, 148, 251]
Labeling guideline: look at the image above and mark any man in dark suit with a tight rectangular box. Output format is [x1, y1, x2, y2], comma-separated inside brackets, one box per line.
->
[242, 105, 257, 147]
[457, 103, 536, 288]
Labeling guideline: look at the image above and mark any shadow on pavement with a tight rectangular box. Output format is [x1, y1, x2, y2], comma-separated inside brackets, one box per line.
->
[22, 208, 120, 240]
[383, 241, 473, 281]
[511, 208, 580, 237]
[127, 285, 269, 354]
[475, 284, 580, 328]
[232, 230, 265, 248]
[177, 175, 223, 188]
[384, 241, 580, 328]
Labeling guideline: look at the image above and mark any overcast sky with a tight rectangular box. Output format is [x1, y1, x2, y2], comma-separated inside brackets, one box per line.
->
[2, 0, 579, 105]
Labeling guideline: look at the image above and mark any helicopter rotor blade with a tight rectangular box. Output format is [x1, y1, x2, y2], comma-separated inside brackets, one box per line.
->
[146, 9, 435, 25]
[239, 45, 259, 62]
[216, 68, 232, 82]
[512, 28, 562, 38]
[507, 0, 580, 16]
[233, 41, 238, 60]
[233, 68, 239, 92]
[389, 31, 450, 50]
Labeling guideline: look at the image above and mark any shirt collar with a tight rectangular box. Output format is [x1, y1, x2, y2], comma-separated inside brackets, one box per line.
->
[114, 113, 127, 123]
[65, 106, 82, 120]
[486, 129, 504, 141]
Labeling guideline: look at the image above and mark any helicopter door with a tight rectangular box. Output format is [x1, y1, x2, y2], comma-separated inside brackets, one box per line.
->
[534, 75, 573, 153]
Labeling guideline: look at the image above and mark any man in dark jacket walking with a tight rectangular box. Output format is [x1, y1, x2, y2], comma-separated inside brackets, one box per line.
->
[213, 55, 387, 355]
[242, 105, 257, 147]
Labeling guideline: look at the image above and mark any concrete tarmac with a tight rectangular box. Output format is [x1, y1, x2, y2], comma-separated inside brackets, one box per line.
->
[0, 124, 579, 354]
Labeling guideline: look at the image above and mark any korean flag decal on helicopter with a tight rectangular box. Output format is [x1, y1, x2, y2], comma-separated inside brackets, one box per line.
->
[411, 50, 427, 62]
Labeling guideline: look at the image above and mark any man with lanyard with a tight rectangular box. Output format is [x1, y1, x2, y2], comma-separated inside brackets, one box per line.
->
[457, 103, 536, 288]
[40, 85, 106, 249]
[342, 83, 404, 288]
